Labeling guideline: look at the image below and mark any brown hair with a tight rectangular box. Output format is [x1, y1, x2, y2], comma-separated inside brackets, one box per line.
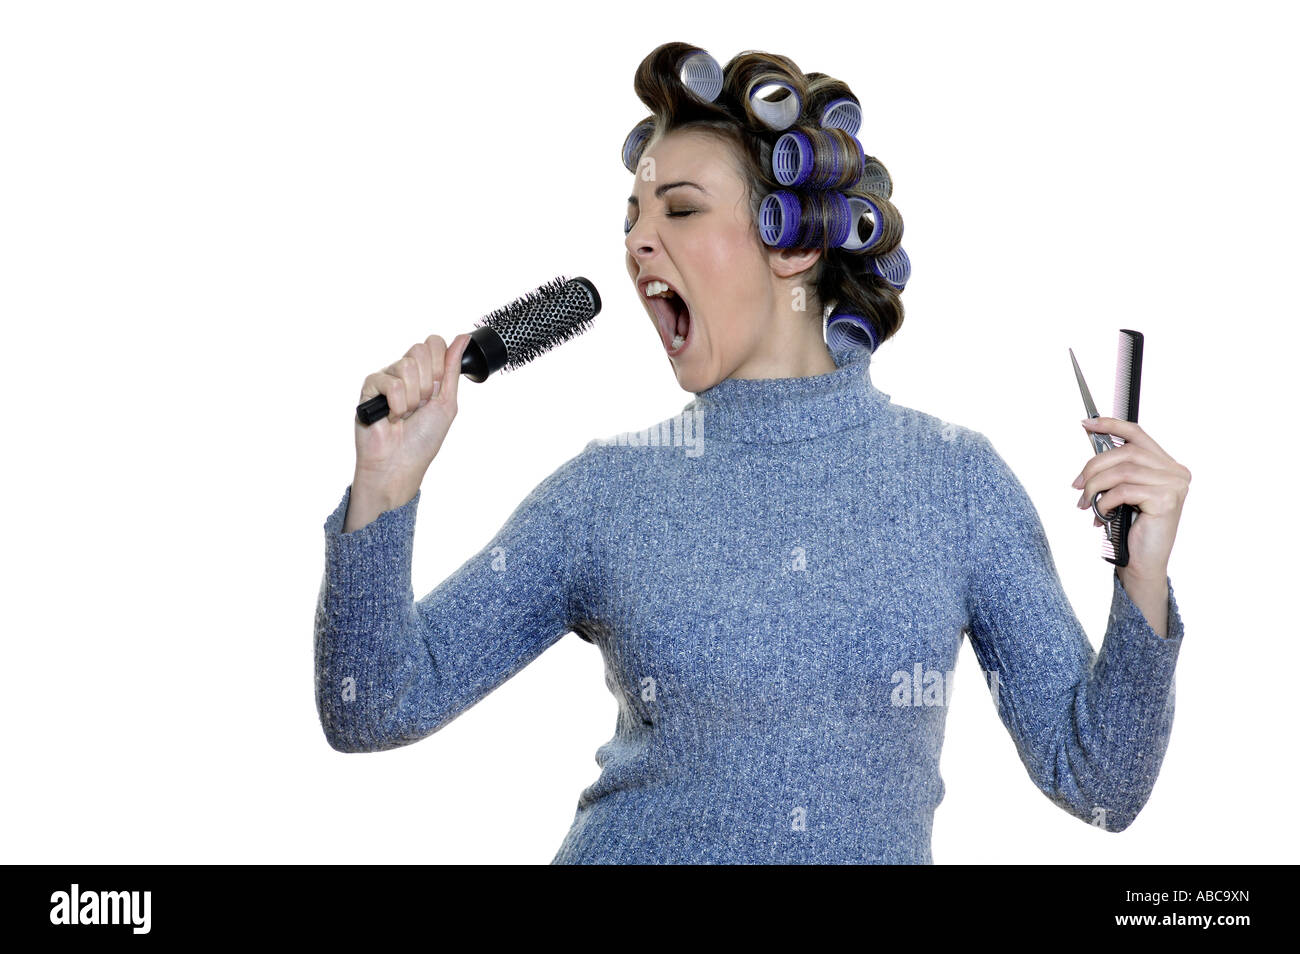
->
[624, 42, 905, 350]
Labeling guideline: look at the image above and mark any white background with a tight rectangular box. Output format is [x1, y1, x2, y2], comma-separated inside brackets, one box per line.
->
[3, 0, 1294, 864]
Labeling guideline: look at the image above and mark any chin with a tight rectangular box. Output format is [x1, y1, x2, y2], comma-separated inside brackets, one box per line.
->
[669, 357, 712, 393]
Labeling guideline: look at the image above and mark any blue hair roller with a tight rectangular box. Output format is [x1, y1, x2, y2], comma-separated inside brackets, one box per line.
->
[823, 190, 852, 246]
[868, 245, 910, 291]
[621, 119, 655, 174]
[826, 311, 879, 353]
[760, 189, 852, 248]
[679, 49, 723, 102]
[772, 128, 865, 190]
[820, 97, 862, 137]
[749, 79, 802, 131]
[772, 131, 814, 187]
[820, 137, 843, 190]
[759, 190, 804, 247]
[829, 135, 865, 189]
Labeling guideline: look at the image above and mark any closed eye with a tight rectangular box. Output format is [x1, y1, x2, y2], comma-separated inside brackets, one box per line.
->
[623, 210, 697, 234]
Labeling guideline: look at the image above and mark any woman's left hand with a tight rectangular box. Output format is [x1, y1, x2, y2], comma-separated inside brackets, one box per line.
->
[1072, 417, 1191, 580]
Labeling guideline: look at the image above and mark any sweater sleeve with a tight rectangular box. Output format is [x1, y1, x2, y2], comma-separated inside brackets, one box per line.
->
[314, 445, 595, 754]
[961, 431, 1184, 832]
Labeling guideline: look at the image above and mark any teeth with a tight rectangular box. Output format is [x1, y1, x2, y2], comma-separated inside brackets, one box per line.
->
[644, 280, 676, 298]
[671, 333, 685, 349]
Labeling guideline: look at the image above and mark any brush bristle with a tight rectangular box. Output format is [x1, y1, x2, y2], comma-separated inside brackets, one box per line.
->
[475, 276, 600, 372]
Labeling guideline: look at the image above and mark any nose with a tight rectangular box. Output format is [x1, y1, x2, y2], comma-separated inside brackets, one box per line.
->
[627, 245, 660, 284]
[624, 214, 659, 259]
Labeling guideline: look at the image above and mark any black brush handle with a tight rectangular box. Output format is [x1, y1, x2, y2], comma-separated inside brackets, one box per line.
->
[355, 326, 507, 426]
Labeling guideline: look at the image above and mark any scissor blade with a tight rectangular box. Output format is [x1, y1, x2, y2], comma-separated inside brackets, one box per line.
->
[1069, 347, 1101, 419]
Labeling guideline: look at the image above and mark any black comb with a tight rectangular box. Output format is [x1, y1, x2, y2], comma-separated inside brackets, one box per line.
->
[1102, 329, 1144, 566]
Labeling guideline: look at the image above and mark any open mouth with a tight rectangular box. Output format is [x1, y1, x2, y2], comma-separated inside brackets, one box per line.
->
[642, 281, 693, 357]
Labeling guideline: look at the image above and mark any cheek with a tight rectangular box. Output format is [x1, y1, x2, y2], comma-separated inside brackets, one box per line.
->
[682, 226, 766, 331]
[694, 229, 762, 285]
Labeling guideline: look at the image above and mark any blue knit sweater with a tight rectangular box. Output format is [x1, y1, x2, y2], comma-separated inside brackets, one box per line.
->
[315, 344, 1184, 864]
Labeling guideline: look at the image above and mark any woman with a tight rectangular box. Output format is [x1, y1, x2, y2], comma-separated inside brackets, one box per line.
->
[315, 42, 1191, 864]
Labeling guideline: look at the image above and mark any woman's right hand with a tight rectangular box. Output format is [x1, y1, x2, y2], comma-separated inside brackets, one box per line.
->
[349, 333, 472, 517]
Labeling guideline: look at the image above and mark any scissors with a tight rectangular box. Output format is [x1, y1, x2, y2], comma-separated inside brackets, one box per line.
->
[1068, 347, 1123, 529]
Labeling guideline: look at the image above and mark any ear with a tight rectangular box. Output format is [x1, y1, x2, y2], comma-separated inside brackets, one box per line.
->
[768, 245, 822, 280]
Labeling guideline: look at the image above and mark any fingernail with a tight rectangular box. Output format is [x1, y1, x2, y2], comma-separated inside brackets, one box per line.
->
[433, 380, 441, 396]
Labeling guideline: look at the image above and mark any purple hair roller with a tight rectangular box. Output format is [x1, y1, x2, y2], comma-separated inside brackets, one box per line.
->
[759, 190, 804, 247]
[772, 128, 864, 190]
[772, 131, 815, 187]
[760, 190, 852, 248]
[819, 134, 843, 190]
[826, 311, 879, 352]
[822, 190, 852, 246]
[820, 97, 862, 137]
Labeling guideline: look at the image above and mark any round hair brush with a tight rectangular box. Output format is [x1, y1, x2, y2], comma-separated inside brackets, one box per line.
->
[356, 275, 601, 426]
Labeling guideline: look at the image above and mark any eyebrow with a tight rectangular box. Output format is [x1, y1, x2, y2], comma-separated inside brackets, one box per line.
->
[627, 181, 710, 206]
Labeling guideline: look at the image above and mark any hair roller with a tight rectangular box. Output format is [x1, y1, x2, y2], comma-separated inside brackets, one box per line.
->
[748, 79, 802, 130]
[771, 131, 812, 186]
[621, 116, 656, 174]
[841, 196, 881, 252]
[759, 189, 851, 249]
[866, 245, 911, 291]
[857, 156, 893, 199]
[826, 311, 879, 353]
[839, 192, 904, 256]
[677, 48, 723, 103]
[819, 97, 861, 137]
[771, 127, 865, 190]
[724, 54, 808, 131]
[633, 42, 733, 132]
[759, 191, 803, 247]
[805, 73, 863, 137]
[813, 190, 853, 248]
[792, 190, 823, 248]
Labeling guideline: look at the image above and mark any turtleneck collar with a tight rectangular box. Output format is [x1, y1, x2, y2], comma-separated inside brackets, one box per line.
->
[684, 345, 891, 444]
